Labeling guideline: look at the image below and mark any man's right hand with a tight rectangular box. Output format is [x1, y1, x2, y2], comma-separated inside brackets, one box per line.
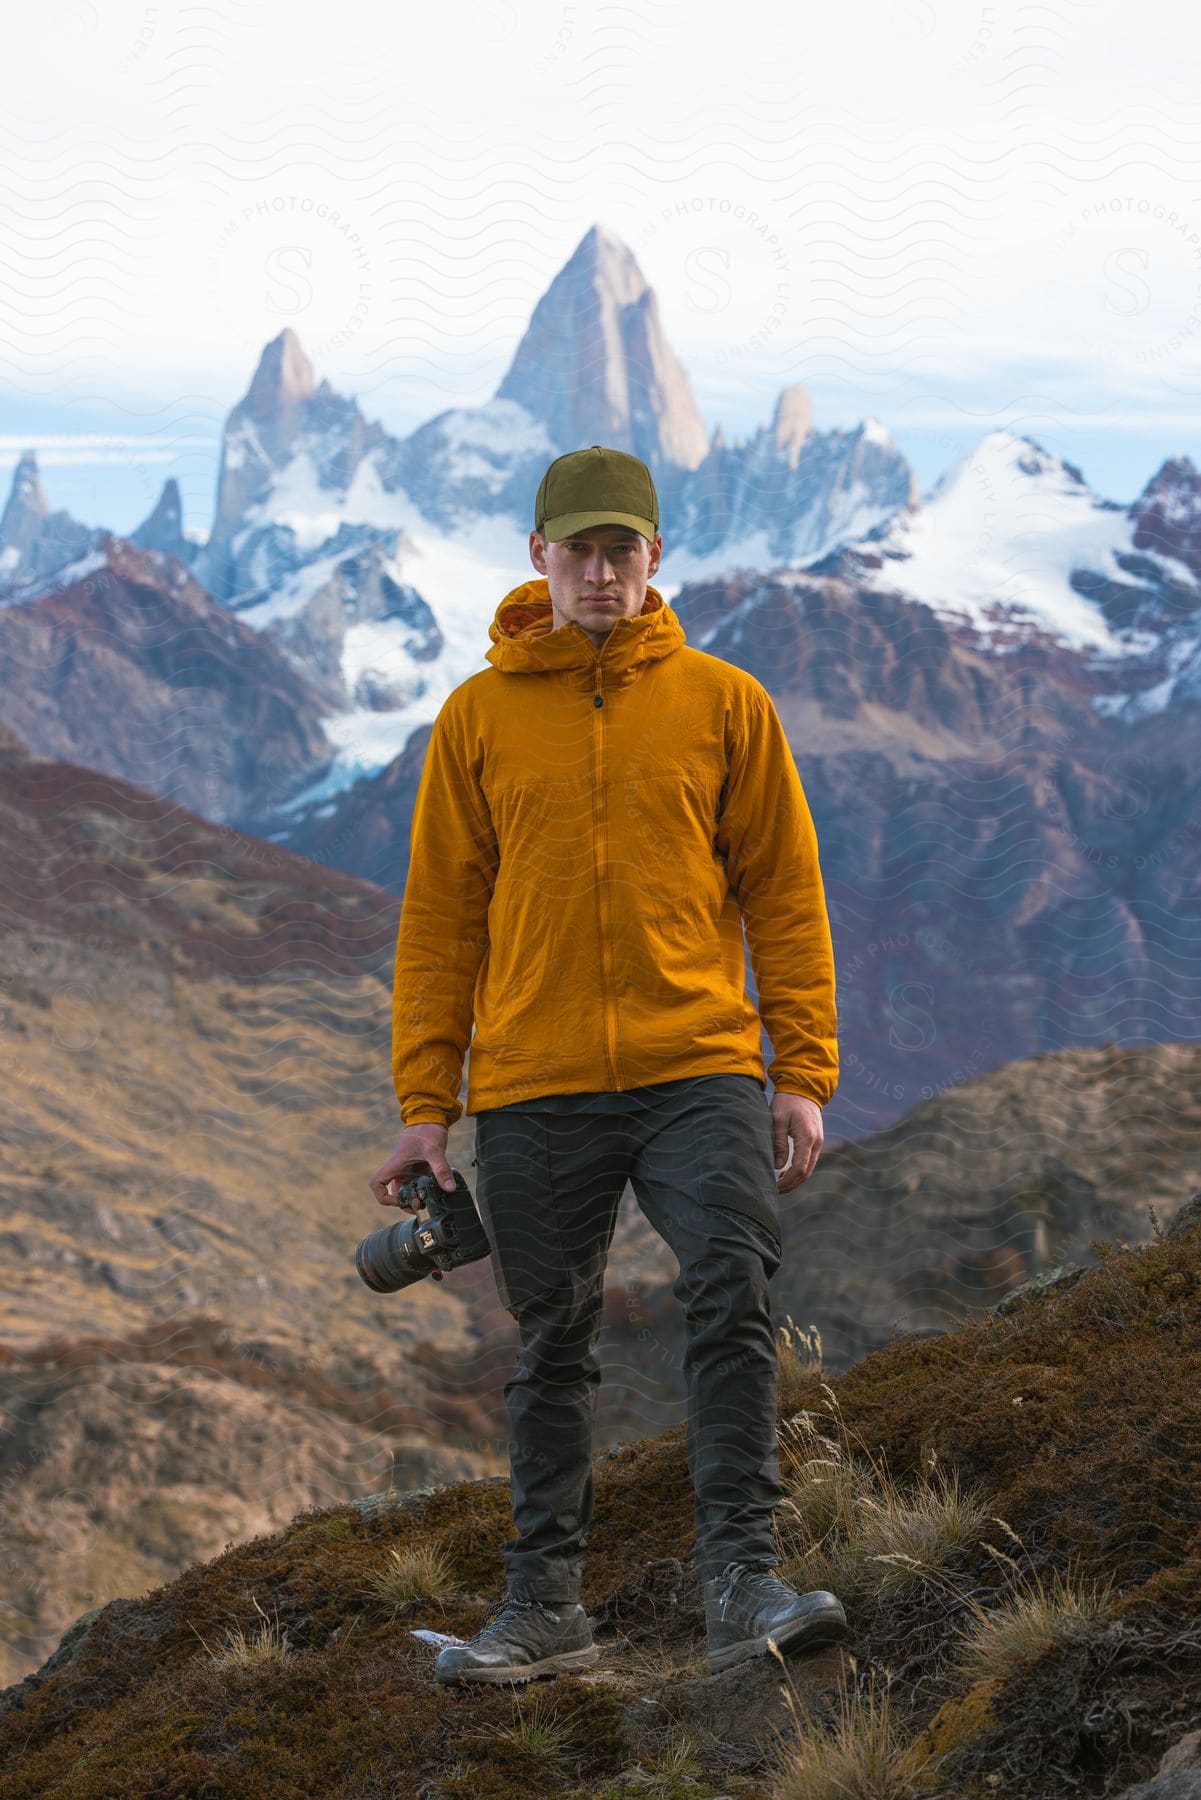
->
[368, 1124, 457, 1210]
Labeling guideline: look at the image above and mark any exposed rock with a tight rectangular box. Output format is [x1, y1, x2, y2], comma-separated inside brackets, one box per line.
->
[495, 223, 710, 471]
[342, 1483, 446, 1518]
[993, 1263, 1088, 1317]
[1161, 1732, 1201, 1774]
[1131, 457, 1201, 583]
[1168, 1194, 1201, 1240]
[130, 478, 193, 565]
[0, 450, 96, 592]
[661, 411, 915, 562]
[1117, 1773, 1201, 1799]
[772, 384, 815, 468]
[0, 1343, 493, 1689]
[262, 717, 433, 889]
[764, 1041, 1201, 1367]
[195, 327, 391, 607]
[242, 528, 442, 709]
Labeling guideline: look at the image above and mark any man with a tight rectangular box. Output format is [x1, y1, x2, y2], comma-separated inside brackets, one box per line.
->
[369, 444, 846, 1685]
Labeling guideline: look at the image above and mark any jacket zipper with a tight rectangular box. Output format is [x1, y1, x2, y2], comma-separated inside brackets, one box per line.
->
[589, 645, 622, 1090]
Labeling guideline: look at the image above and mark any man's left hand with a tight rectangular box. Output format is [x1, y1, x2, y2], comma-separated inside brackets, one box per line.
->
[770, 1092, 824, 1191]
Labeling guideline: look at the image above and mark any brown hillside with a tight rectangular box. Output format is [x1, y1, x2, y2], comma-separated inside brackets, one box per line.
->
[0, 1203, 1197, 1798]
[0, 738, 676, 1689]
[0, 738, 512, 1687]
[607, 1040, 1201, 1382]
[0, 536, 333, 822]
[767, 1037, 1201, 1366]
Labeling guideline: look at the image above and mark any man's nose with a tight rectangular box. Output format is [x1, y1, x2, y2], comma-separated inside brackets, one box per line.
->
[585, 555, 615, 583]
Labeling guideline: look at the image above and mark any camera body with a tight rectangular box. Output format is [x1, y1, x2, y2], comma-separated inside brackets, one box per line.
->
[355, 1169, 492, 1293]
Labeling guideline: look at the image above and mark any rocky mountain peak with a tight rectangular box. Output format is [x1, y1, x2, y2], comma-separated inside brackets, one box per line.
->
[0, 450, 49, 568]
[131, 478, 191, 565]
[242, 327, 316, 432]
[771, 385, 814, 469]
[920, 428, 1090, 512]
[493, 223, 710, 470]
[1130, 455, 1201, 578]
[0, 450, 96, 593]
[2, 447, 47, 519]
[568, 221, 648, 305]
[196, 329, 328, 603]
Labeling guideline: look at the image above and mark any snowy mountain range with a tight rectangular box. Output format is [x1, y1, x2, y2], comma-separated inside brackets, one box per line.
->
[0, 225, 920, 812]
[5, 222, 1201, 839]
[817, 433, 1201, 720]
[2, 219, 1201, 1135]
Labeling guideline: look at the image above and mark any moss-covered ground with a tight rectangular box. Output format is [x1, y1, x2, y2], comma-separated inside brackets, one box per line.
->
[1, 1206, 1198, 1798]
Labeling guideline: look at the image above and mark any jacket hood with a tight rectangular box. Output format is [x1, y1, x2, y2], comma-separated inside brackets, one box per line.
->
[485, 577, 685, 681]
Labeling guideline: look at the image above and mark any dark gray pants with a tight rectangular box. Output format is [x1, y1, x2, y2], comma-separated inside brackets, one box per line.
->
[472, 1073, 784, 1600]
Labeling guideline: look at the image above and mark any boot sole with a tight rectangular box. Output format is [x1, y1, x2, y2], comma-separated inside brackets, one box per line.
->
[435, 1643, 600, 1686]
[708, 1602, 848, 1674]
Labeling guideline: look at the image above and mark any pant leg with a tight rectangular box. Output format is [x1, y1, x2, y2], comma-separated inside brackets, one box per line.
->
[473, 1107, 631, 1600]
[626, 1075, 784, 1580]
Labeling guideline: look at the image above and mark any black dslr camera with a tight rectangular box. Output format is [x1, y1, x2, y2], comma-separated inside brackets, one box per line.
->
[355, 1169, 492, 1293]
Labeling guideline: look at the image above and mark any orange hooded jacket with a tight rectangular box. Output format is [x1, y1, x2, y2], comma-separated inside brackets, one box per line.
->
[392, 577, 838, 1126]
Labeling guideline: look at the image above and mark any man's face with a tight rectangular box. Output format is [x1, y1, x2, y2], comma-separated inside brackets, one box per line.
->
[529, 523, 664, 651]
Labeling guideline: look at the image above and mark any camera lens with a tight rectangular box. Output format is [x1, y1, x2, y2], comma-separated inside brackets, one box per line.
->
[355, 1215, 433, 1292]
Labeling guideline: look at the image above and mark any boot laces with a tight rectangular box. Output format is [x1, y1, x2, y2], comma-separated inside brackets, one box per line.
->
[476, 1594, 558, 1639]
[716, 1560, 782, 1615]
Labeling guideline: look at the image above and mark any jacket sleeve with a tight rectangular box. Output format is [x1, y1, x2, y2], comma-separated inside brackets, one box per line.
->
[714, 681, 839, 1108]
[392, 701, 499, 1127]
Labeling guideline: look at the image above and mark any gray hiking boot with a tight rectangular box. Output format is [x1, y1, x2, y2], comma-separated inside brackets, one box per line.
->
[434, 1594, 599, 1686]
[703, 1561, 848, 1674]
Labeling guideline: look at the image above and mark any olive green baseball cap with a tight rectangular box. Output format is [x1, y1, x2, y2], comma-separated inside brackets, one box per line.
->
[534, 444, 659, 543]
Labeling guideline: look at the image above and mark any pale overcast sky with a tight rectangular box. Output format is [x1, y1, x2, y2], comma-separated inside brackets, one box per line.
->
[2, 0, 1200, 534]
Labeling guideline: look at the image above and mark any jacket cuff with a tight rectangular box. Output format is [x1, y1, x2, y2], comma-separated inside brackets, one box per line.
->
[770, 1077, 831, 1108]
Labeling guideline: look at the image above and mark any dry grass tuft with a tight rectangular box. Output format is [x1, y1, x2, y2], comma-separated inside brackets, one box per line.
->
[189, 1592, 290, 1667]
[776, 1387, 990, 1602]
[953, 1544, 1117, 1684]
[481, 1688, 582, 1774]
[854, 1466, 990, 1594]
[621, 1731, 707, 1789]
[777, 1316, 824, 1409]
[770, 1652, 928, 1799]
[366, 1541, 463, 1617]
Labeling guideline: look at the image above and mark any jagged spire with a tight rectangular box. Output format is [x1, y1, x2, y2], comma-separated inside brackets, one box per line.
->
[0, 450, 49, 562]
[197, 329, 319, 603]
[1130, 455, 1201, 575]
[132, 478, 190, 563]
[771, 387, 814, 470]
[494, 224, 710, 470]
[240, 328, 316, 457]
[0, 448, 95, 590]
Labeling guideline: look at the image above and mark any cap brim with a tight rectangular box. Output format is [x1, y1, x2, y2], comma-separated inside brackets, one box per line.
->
[539, 510, 658, 543]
